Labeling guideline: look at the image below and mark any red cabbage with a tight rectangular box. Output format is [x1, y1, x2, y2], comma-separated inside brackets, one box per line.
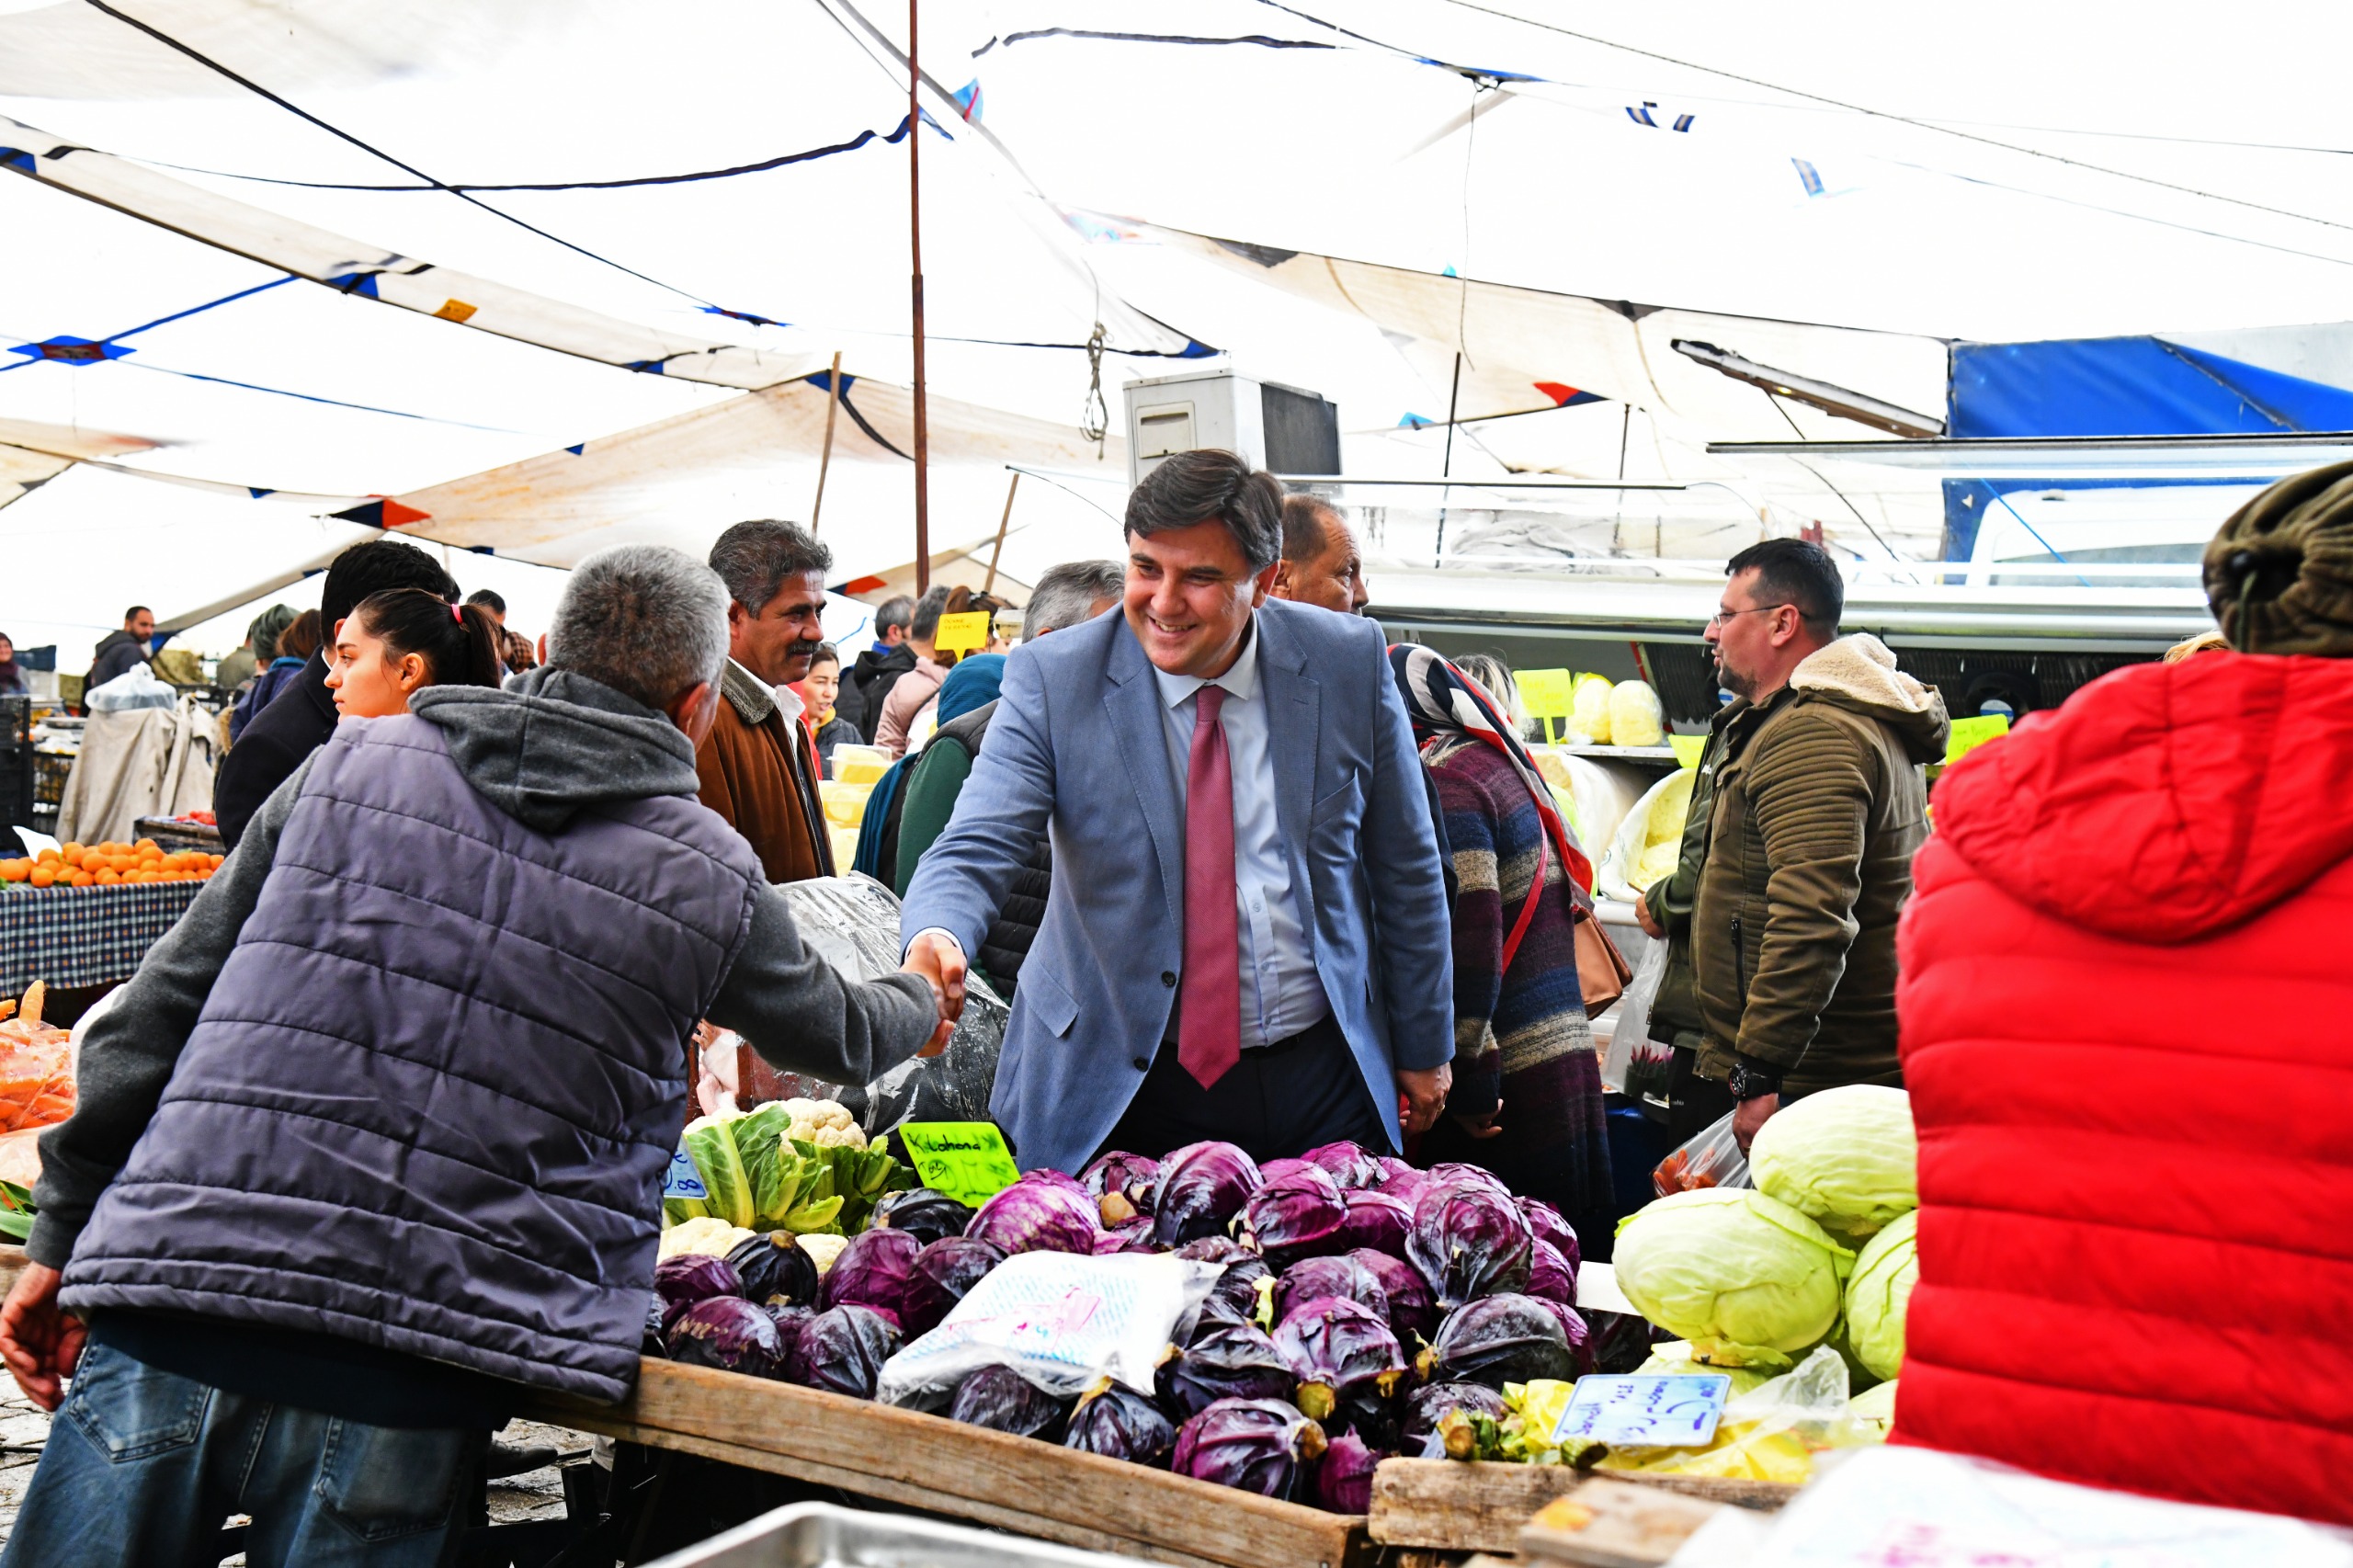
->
[1093, 1217, 1155, 1254]
[725, 1232, 820, 1309]
[1256, 1157, 1315, 1185]
[665, 1296, 787, 1379]
[1273, 1255, 1391, 1329]
[1064, 1378, 1177, 1467]
[1351, 1249, 1438, 1346]
[1155, 1323, 1294, 1416]
[654, 1254, 743, 1330]
[1426, 1162, 1513, 1198]
[1238, 1165, 1347, 1264]
[787, 1304, 902, 1397]
[1172, 1398, 1326, 1500]
[818, 1225, 923, 1318]
[1270, 1295, 1407, 1426]
[1525, 1238, 1578, 1311]
[1424, 1294, 1577, 1389]
[1302, 1141, 1388, 1191]
[899, 1236, 1008, 1339]
[1407, 1181, 1534, 1309]
[872, 1187, 976, 1246]
[1518, 1198, 1582, 1273]
[1377, 1162, 1434, 1208]
[1529, 1296, 1597, 1376]
[1151, 1142, 1264, 1248]
[948, 1363, 1073, 1441]
[967, 1172, 1100, 1256]
[1330, 1189, 1413, 1258]
[1313, 1427, 1385, 1514]
[1080, 1150, 1161, 1225]
[1401, 1381, 1509, 1453]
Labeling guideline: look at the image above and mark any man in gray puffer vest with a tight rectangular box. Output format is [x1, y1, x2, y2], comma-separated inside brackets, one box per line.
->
[0, 546, 949, 1567]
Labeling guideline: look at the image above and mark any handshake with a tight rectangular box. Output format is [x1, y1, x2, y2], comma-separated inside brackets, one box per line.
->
[902, 929, 968, 1059]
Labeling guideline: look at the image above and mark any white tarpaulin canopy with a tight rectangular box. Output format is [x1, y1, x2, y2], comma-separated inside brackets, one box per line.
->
[6, 0, 2349, 665]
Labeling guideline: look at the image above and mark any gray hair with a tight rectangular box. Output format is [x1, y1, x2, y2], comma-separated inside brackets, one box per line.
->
[709, 519, 833, 614]
[1280, 493, 1346, 562]
[909, 583, 953, 642]
[1452, 653, 1529, 737]
[873, 594, 916, 636]
[547, 545, 729, 710]
[1024, 559, 1123, 638]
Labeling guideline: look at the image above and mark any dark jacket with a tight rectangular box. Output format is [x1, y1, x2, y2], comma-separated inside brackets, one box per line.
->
[1691, 635, 1949, 1096]
[895, 699, 1050, 993]
[226, 654, 307, 742]
[1640, 724, 1728, 1051]
[812, 713, 860, 777]
[84, 630, 151, 699]
[212, 649, 336, 848]
[38, 667, 935, 1405]
[694, 660, 834, 884]
[847, 643, 916, 744]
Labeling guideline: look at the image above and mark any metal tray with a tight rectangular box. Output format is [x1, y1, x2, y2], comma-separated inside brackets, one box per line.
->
[643, 1501, 1149, 1568]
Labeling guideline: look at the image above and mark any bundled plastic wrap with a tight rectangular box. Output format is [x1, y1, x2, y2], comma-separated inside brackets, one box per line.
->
[1607, 681, 1665, 748]
[775, 875, 1007, 1133]
[1599, 769, 1695, 903]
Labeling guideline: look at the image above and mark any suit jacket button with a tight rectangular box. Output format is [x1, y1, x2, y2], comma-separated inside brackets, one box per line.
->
[1161, 971, 1176, 988]
[1132, 1056, 1151, 1072]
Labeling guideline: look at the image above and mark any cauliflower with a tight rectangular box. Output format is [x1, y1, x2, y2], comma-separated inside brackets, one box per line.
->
[780, 1097, 870, 1149]
[796, 1232, 850, 1275]
[659, 1217, 753, 1260]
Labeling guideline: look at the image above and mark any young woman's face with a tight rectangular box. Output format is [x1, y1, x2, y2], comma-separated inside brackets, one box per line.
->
[325, 616, 428, 719]
[801, 658, 840, 710]
[0, 637, 12, 662]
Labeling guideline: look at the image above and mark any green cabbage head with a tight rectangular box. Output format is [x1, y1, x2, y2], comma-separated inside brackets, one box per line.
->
[1748, 1085, 1917, 1246]
[1612, 1188, 1852, 1367]
[1843, 1210, 1918, 1382]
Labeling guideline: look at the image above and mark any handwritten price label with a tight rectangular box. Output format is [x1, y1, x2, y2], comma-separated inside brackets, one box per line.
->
[1545, 1374, 1732, 1448]
[899, 1120, 1024, 1208]
[1944, 713, 2010, 765]
[934, 610, 995, 657]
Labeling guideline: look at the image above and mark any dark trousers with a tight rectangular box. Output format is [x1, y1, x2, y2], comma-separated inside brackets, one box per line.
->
[1097, 1012, 1391, 1165]
[1666, 1044, 1737, 1143]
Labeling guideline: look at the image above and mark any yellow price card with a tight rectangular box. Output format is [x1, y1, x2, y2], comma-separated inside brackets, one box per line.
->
[1669, 733, 1706, 768]
[1945, 713, 2010, 765]
[934, 610, 994, 656]
[898, 1121, 1023, 1208]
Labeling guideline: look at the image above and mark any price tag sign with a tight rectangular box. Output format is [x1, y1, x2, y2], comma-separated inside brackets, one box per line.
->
[1945, 713, 2010, 765]
[934, 610, 994, 657]
[900, 1121, 1023, 1208]
[662, 1143, 708, 1200]
[1668, 733, 1706, 769]
[1518, 667, 1575, 719]
[1544, 1374, 1732, 1449]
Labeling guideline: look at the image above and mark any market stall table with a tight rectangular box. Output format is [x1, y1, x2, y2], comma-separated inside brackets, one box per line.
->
[0, 880, 202, 994]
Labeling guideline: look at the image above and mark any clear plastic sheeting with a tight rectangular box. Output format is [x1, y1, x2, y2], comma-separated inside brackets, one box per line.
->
[774, 874, 1006, 1138]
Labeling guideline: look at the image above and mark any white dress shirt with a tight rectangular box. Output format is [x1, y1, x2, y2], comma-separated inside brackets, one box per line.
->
[1149, 619, 1329, 1049]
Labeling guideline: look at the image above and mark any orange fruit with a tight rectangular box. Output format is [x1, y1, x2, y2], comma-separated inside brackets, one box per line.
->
[96, 868, 119, 886]
[30, 867, 55, 887]
[68, 872, 93, 888]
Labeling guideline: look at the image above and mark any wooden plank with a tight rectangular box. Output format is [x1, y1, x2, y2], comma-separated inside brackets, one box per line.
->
[1518, 1482, 1721, 1568]
[528, 1358, 1369, 1568]
[1370, 1459, 1792, 1551]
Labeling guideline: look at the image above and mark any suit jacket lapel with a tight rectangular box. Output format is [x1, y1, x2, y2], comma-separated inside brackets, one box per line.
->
[1257, 610, 1321, 903]
[1105, 624, 1186, 932]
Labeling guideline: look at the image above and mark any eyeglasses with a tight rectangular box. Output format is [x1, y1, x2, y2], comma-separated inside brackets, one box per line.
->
[1707, 603, 1794, 629]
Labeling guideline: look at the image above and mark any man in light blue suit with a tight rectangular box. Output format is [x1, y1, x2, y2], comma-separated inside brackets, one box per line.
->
[903, 450, 1455, 1176]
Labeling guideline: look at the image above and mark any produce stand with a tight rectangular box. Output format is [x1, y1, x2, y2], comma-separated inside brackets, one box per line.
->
[132, 814, 222, 856]
[0, 879, 203, 994]
[1366, 1460, 1793, 1555]
[521, 1358, 1373, 1568]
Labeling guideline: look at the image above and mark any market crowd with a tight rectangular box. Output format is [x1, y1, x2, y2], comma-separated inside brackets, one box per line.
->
[3, 448, 2348, 1558]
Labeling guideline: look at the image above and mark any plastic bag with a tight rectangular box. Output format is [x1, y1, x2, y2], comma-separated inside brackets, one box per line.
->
[85, 663, 177, 712]
[1597, 768, 1694, 903]
[1608, 681, 1665, 748]
[1596, 1345, 1878, 1483]
[1601, 933, 1671, 1098]
[1653, 1109, 1751, 1197]
[875, 1249, 1221, 1409]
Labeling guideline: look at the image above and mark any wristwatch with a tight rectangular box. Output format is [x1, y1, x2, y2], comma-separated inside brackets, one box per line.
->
[1726, 1059, 1782, 1102]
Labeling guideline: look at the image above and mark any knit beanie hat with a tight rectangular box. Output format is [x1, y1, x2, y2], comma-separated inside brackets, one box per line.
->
[2202, 460, 2353, 656]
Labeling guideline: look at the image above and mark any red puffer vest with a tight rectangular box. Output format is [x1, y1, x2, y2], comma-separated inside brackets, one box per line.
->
[1893, 652, 2353, 1525]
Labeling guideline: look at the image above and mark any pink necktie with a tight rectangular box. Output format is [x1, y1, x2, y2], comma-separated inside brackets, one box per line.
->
[1178, 684, 1241, 1089]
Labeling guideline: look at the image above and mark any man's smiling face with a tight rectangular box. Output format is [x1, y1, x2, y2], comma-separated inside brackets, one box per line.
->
[1123, 517, 1276, 679]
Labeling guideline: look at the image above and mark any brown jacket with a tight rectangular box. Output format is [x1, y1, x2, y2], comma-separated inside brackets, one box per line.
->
[1692, 634, 1948, 1096]
[696, 659, 834, 885]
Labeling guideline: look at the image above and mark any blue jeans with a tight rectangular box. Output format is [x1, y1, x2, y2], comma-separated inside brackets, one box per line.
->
[2, 1343, 485, 1568]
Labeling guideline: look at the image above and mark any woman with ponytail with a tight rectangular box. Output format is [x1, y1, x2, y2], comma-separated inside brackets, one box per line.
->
[324, 589, 503, 718]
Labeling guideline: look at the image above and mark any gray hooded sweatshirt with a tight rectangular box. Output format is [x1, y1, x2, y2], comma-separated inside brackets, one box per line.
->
[34, 667, 934, 1410]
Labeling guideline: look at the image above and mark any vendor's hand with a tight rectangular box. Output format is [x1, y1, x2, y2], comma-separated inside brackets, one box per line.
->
[1396, 1063, 1453, 1138]
[1732, 1092, 1779, 1153]
[1449, 1100, 1505, 1141]
[1635, 897, 1665, 940]
[0, 1263, 85, 1412]
[902, 931, 966, 1056]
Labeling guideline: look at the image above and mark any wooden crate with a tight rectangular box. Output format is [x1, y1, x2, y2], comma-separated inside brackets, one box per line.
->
[525, 1358, 1370, 1568]
[1368, 1459, 1795, 1554]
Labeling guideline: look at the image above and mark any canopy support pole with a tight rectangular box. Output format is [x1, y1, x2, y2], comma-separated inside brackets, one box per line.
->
[983, 470, 1020, 595]
[909, 0, 930, 593]
[811, 349, 843, 532]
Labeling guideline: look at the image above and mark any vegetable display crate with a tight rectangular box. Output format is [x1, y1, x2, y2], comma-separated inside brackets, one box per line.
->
[1366, 1460, 1796, 1556]
[523, 1358, 1371, 1568]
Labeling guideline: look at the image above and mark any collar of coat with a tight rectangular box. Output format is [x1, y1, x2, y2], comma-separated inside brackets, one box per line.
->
[721, 657, 776, 726]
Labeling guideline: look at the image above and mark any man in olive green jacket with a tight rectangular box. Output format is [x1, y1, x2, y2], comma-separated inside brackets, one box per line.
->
[1686, 540, 1949, 1150]
[1635, 724, 1729, 1140]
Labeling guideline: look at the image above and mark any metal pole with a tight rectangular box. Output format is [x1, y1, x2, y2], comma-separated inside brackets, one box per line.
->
[909, 0, 931, 593]
[811, 349, 843, 532]
[983, 470, 1020, 595]
[1435, 350, 1463, 566]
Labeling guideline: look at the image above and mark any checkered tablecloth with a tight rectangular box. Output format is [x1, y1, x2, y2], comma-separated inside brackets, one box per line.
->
[0, 881, 205, 994]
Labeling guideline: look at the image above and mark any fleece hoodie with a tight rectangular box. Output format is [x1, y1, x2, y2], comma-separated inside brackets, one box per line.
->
[1691, 634, 1949, 1094]
[1893, 652, 2353, 1525]
[36, 667, 934, 1416]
